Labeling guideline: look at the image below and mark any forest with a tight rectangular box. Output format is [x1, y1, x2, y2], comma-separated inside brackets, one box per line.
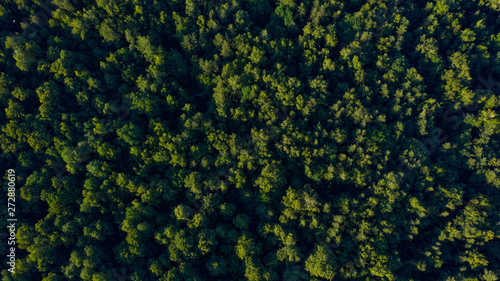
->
[1, 0, 500, 280]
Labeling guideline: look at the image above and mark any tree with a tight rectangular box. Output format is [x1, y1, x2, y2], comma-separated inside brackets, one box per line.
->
[305, 245, 337, 280]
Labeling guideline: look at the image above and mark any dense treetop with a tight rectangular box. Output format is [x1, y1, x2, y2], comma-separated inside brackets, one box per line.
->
[1, 0, 500, 280]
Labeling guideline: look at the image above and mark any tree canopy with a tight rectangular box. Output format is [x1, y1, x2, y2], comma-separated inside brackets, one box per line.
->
[1, 0, 500, 280]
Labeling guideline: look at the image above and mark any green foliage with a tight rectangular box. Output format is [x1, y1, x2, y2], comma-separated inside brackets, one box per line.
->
[1, 0, 500, 280]
[305, 245, 337, 280]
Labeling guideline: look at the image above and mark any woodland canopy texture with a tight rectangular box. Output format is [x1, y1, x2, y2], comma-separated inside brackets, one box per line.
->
[1, 0, 500, 280]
